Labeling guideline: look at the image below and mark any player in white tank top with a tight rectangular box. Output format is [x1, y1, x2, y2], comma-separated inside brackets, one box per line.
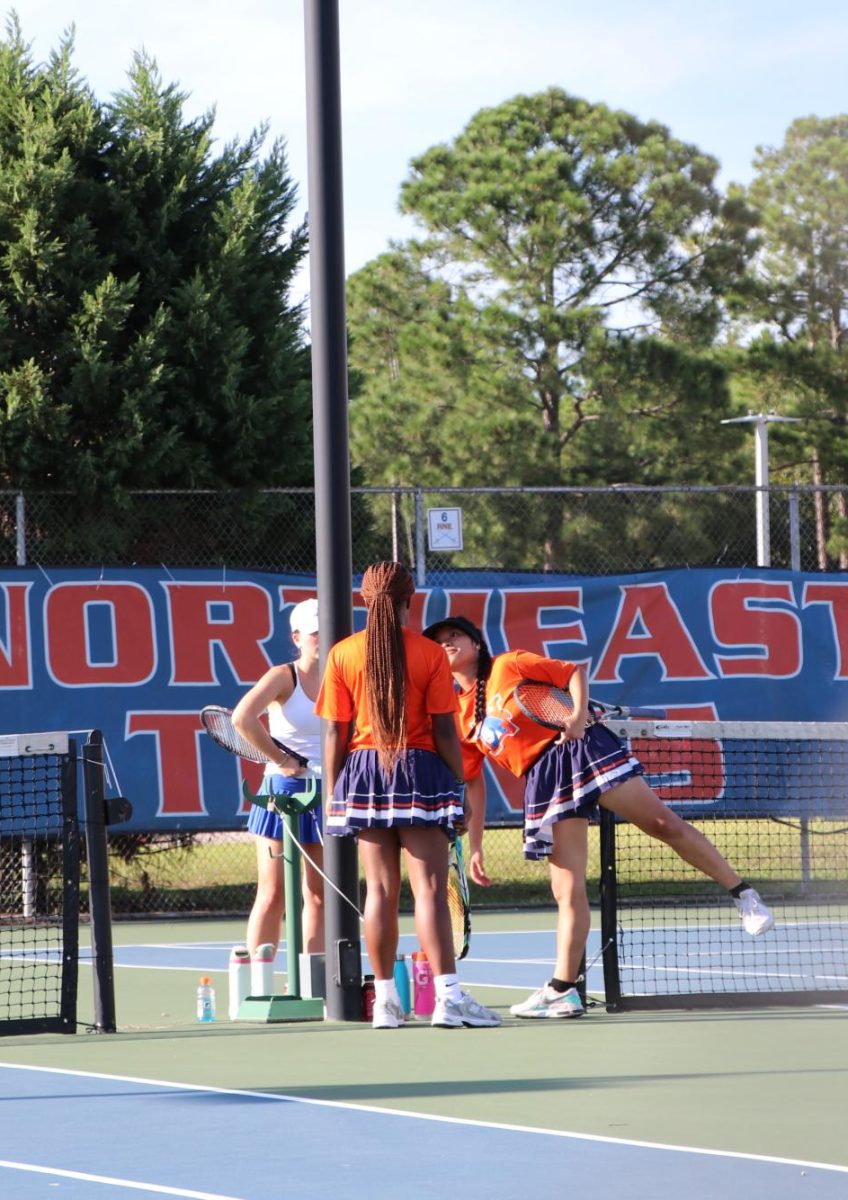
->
[232, 598, 324, 956]
[264, 668, 322, 780]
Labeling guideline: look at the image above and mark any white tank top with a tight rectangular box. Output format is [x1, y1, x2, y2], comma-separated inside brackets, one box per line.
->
[263, 666, 322, 779]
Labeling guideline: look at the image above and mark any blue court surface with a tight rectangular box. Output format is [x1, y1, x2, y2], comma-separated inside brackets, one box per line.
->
[103, 928, 603, 991]
[1, 1062, 846, 1200]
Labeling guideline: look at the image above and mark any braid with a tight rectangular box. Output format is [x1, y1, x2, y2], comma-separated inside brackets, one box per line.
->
[471, 641, 493, 737]
[360, 561, 415, 774]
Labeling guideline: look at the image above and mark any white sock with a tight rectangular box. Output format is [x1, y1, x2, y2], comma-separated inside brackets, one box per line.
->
[375, 978, 400, 1006]
[435, 973, 462, 1003]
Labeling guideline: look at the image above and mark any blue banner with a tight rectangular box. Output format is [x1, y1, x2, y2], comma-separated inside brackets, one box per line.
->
[1, 565, 847, 829]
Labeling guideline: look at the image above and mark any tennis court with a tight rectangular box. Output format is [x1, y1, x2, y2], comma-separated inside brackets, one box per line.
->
[1, 910, 846, 1199]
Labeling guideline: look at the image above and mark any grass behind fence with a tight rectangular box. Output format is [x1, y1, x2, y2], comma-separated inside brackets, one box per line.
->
[95, 820, 848, 917]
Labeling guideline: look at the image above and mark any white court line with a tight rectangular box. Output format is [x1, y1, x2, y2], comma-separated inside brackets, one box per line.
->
[0, 1160, 243, 1199]
[2, 1062, 846, 1177]
[621, 962, 848, 983]
[462, 956, 557, 966]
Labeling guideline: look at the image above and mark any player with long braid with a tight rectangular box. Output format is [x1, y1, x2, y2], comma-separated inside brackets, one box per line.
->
[424, 615, 774, 1020]
[316, 563, 500, 1030]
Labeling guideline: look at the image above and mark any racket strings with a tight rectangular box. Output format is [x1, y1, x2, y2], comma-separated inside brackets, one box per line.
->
[201, 706, 309, 770]
[516, 683, 574, 727]
[447, 840, 471, 960]
[202, 710, 265, 763]
[446, 876, 466, 958]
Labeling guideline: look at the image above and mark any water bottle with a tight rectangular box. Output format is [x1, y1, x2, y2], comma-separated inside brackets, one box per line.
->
[412, 951, 435, 1017]
[251, 943, 275, 995]
[361, 974, 376, 1022]
[196, 976, 216, 1023]
[393, 953, 411, 1015]
[228, 945, 250, 1019]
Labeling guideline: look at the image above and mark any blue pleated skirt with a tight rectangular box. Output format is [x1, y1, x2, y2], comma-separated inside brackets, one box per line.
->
[523, 722, 643, 860]
[326, 748, 463, 836]
[246, 774, 323, 844]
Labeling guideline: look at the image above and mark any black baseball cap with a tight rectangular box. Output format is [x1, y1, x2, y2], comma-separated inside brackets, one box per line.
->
[422, 616, 485, 644]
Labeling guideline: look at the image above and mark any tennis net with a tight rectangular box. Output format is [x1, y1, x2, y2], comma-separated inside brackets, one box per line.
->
[0, 732, 80, 1034]
[599, 719, 848, 1011]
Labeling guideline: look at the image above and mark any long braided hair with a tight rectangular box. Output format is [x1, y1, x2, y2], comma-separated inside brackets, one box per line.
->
[360, 561, 415, 774]
[470, 638, 493, 739]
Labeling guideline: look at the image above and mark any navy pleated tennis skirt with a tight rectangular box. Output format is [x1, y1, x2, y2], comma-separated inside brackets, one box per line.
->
[326, 748, 463, 836]
[523, 722, 643, 860]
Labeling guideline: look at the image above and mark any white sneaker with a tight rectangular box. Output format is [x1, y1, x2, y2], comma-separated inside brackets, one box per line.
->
[432, 991, 501, 1028]
[510, 983, 584, 1019]
[372, 997, 405, 1029]
[734, 888, 775, 936]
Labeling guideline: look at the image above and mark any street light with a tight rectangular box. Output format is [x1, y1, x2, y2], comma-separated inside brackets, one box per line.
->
[720, 413, 802, 567]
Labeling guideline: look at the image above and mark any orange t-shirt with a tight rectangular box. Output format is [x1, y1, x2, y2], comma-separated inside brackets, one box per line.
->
[315, 627, 459, 754]
[455, 650, 577, 779]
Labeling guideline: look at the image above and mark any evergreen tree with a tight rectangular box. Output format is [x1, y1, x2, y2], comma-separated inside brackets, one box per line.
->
[0, 18, 309, 507]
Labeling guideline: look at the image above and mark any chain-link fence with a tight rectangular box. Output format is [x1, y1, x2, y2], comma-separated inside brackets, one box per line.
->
[4, 483, 847, 916]
[4, 483, 848, 575]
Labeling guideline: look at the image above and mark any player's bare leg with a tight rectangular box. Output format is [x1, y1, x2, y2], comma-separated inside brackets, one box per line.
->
[301, 842, 325, 954]
[600, 776, 740, 888]
[399, 825, 454, 975]
[245, 836, 284, 954]
[549, 817, 591, 982]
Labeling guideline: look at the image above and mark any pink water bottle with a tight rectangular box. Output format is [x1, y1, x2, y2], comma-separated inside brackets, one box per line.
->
[412, 951, 435, 1016]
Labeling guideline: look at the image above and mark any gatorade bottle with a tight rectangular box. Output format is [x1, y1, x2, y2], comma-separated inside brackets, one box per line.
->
[412, 951, 435, 1016]
[196, 976, 216, 1023]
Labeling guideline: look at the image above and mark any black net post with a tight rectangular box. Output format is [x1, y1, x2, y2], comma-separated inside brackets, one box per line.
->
[599, 806, 622, 1011]
[59, 742, 80, 1033]
[82, 731, 117, 1032]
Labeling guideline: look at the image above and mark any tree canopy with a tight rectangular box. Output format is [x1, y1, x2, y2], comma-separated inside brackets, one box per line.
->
[348, 89, 758, 502]
[0, 17, 310, 499]
[727, 115, 848, 507]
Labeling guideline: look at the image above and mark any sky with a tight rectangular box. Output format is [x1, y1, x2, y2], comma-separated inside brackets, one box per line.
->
[21, 0, 848, 311]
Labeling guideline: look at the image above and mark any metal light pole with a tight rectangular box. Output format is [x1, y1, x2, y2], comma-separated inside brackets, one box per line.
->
[720, 413, 802, 567]
[304, 0, 361, 1021]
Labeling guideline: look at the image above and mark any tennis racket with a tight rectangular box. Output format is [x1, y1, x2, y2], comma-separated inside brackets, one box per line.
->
[447, 836, 471, 961]
[513, 680, 664, 731]
[200, 705, 309, 770]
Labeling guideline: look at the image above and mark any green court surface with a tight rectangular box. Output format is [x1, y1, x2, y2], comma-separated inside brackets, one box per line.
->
[2, 911, 846, 1171]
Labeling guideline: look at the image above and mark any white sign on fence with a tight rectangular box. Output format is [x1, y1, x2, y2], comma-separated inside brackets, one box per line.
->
[427, 507, 463, 551]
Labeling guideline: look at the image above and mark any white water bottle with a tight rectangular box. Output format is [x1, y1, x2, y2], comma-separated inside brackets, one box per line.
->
[251, 943, 275, 995]
[228, 945, 251, 1019]
[196, 976, 216, 1023]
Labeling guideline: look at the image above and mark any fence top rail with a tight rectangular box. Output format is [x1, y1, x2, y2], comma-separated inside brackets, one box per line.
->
[3, 484, 848, 499]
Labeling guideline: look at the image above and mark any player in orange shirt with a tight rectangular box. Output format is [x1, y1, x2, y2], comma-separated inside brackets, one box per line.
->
[424, 615, 775, 1020]
[316, 563, 501, 1031]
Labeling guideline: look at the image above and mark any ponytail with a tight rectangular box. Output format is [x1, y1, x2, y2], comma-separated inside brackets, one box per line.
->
[360, 561, 415, 774]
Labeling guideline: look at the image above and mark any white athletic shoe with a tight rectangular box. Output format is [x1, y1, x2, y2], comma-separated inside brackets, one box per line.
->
[432, 991, 501, 1028]
[734, 888, 775, 936]
[510, 983, 584, 1019]
[372, 997, 405, 1029]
